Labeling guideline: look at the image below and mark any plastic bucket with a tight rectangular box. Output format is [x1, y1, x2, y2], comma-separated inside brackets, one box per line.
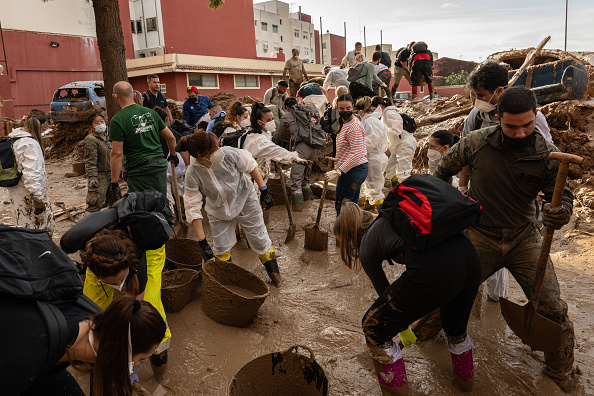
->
[161, 269, 201, 313]
[229, 345, 329, 396]
[202, 260, 269, 327]
[165, 238, 203, 277]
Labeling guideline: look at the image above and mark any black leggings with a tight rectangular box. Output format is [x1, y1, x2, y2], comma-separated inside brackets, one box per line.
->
[349, 81, 376, 100]
[21, 369, 85, 396]
[362, 233, 481, 347]
[410, 59, 433, 85]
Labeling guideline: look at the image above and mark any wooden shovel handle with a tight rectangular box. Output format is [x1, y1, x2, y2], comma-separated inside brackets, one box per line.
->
[531, 152, 583, 308]
[277, 161, 294, 226]
[314, 157, 336, 227]
[170, 163, 184, 224]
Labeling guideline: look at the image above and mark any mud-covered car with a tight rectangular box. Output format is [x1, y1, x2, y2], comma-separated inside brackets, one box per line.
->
[49, 81, 106, 123]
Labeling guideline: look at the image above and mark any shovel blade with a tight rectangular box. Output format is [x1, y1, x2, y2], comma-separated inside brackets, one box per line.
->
[285, 225, 296, 243]
[304, 224, 328, 251]
[500, 298, 563, 352]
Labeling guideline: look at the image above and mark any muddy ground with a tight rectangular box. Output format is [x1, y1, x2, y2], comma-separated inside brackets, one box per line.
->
[1, 158, 593, 396]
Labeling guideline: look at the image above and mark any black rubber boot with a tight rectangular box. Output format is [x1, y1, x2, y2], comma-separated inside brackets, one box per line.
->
[263, 259, 282, 287]
[150, 349, 169, 385]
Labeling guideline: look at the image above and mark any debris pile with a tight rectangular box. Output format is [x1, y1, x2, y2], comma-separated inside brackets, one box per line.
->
[47, 123, 87, 159]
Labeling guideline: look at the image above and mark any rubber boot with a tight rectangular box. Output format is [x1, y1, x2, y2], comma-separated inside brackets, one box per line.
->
[260, 247, 282, 287]
[292, 192, 304, 212]
[428, 83, 435, 100]
[215, 251, 232, 262]
[369, 343, 408, 396]
[302, 186, 313, 201]
[391, 175, 399, 188]
[544, 352, 581, 392]
[449, 336, 474, 392]
[374, 199, 384, 209]
[150, 349, 170, 385]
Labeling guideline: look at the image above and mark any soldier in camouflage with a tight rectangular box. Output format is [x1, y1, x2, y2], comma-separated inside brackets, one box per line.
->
[84, 113, 116, 213]
[435, 87, 579, 392]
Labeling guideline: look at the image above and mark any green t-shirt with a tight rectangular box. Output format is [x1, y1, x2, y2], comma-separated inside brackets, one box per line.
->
[108, 104, 167, 168]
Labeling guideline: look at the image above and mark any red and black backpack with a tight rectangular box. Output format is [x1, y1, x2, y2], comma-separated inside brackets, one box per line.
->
[378, 175, 482, 250]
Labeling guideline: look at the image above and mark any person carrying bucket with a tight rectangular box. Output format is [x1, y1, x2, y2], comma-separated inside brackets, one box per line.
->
[179, 131, 282, 287]
[334, 202, 481, 395]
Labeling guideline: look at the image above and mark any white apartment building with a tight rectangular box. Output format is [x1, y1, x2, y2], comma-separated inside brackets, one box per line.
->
[128, 0, 166, 58]
[253, 1, 316, 63]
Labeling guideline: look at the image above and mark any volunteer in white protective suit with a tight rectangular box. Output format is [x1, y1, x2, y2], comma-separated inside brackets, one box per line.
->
[4, 114, 55, 237]
[180, 131, 282, 287]
[356, 96, 389, 207]
[371, 97, 416, 187]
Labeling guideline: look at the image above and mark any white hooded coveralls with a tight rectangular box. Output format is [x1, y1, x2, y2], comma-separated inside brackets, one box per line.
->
[5, 128, 55, 237]
[383, 106, 416, 182]
[361, 110, 389, 203]
[183, 146, 272, 255]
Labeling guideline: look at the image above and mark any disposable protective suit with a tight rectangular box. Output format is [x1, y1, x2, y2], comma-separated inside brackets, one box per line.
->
[361, 110, 389, 204]
[383, 106, 416, 182]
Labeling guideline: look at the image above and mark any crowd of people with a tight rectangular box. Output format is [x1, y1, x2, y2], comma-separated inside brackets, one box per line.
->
[0, 42, 581, 395]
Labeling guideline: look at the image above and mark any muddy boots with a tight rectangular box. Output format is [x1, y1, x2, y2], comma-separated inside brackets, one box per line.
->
[302, 186, 313, 201]
[369, 342, 408, 396]
[448, 335, 474, 392]
[259, 247, 282, 287]
[292, 192, 304, 212]
[544, 352, 581, 392]
[150, 349, 170, 385]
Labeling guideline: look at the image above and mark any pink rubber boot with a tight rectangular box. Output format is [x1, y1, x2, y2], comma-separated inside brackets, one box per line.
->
[449, 335, 474, 392]
[369, 343, 409, 396]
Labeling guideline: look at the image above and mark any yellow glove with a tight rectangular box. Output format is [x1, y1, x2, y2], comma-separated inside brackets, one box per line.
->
[398, 327, 417, 348]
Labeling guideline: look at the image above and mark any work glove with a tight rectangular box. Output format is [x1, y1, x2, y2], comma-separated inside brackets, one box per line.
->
[197, 238, 215, 261]
[111, 182, 122, 200]
[542, 203, 570, 230]
[458, 186, 468, 194]
[32, 197, 46, 215]
[324, 169, 341, 182]
[88, 177, 99, 189]
[259, 186, 274, 210]
[167, 154, 179, 167]
[293, 158, 312, 165]
[398, 327, 417, 348]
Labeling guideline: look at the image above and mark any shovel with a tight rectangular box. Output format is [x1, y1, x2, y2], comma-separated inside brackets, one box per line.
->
[170, 163, 189, 238]
[304, 179, 329, 251]
[499, 151, 583, 352]
[276, 161, 296, 243]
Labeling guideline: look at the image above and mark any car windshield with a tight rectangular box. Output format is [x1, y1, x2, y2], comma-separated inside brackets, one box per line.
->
[53, 88, 89, 102]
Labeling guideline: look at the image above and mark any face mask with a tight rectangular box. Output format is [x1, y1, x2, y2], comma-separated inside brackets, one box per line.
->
[427, 148, 442, 161]
[88, 329, 98, 356]
[209, 149, 225, 163]
[128, 323, 135, 375]
[339, 111, 352, 121]
[102, 280, 125, 292]
[240, 118, 251, 128]
[94, 124, 107, 134]
[264, 120, 276, 132]
[474, 90, 497, 113]
[501, 131, 536, 148]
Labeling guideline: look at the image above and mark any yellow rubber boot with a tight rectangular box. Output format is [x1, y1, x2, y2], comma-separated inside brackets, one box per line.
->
[215, 250, 232, 262]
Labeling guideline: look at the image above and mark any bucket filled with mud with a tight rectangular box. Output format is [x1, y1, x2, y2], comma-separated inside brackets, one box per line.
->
[161, 269, 201, 313]
[165, 238, 203, 277]
[229, 345, 329, 396]
[202, 260, 269, 327]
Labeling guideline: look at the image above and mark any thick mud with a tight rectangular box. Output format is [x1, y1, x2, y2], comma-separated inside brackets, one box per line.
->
[161, 269, 201, 313]
[2, 160, 593, 395]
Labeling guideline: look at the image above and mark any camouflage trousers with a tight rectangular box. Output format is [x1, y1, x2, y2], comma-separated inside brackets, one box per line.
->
[86, 172, 114, 212]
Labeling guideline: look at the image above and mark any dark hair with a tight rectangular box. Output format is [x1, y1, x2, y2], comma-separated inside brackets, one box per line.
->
[225, 101, 248, 126]
[87, 113, 105, 126]
[87, 296, 166, 396]
[250, 102, 273, 131]
[152, 106, 167, 123]
[277, 80, 288, 88]
[371, 96, 391, 108]
[372, 52, 382, 62]
[147, 74, 159, 82]
[336, 94, 354, 105]
[84, 229, 140, 296]
[23, 115, 43, 147]
[375, 44, 381, 51]
[497, 86, 537, 117]
[284, 97, 298, 110]
[431, 130, 459, 148]
[467, 61, 509, 92]
[176, 131, 219, 158]
[196, 121, 209, 131]
[355, 42, 362, 47]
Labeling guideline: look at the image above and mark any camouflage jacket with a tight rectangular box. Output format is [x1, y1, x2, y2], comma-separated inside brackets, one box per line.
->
[84, 133, 111, 177]
[435, 125, 573, 229]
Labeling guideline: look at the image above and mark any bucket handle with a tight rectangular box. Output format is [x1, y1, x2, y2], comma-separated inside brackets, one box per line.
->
[285, 345, 315, 361]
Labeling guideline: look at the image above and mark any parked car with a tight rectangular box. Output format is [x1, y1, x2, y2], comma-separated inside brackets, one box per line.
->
[49, 81, 106, 123]
[393, 92, 413, 100]
[423, 94, 442, 99]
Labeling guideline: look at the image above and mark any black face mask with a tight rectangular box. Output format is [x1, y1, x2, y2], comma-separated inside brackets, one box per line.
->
[501, 131, 536, 148]
[339, 111, 353, 121]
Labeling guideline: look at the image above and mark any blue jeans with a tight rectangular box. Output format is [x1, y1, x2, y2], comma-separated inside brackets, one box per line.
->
[335, 162, 368, 215]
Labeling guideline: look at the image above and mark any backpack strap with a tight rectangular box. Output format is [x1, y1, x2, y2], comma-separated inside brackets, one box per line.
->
[474, 112, 483, 131]
[37, 301, 69, 374]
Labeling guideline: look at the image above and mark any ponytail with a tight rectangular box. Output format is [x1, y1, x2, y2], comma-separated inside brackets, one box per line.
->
[24, 116, 42, 147]
[176, 131, 218, 158]
[333, 202, 375, 270]
[250, 102, 272, 131]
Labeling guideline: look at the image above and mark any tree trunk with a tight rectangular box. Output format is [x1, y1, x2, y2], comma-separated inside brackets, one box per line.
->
[91, 0, 128, 120]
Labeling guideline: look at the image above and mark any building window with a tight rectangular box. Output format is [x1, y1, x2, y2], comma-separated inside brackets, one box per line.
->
[263, 41, 269, 53]
[272, 24, 278, 33]
[136, 20, 143, 33]
[304, 48, 309, 55]
[273, 42, 279, 52]
[279, 19, 282, 25]
[255, 20, 257, 26]
[188, 73, 218, 88]
[150, 51, 157, 56]
[261, 22, 268, 31]
[131, 20, 136, 34]
[280, 36, 283, 42]
[160, 83, 166, 93]
[235, 75, 259, 88]
[322, 42, 327, 49]
[146, 17, 157, 32]
[294, 30, 299, 38]
[420, 86, 425, 93]
[272, 76, 283, 86]
[303, 33, 308, 40]
[139, 53, 146, 58]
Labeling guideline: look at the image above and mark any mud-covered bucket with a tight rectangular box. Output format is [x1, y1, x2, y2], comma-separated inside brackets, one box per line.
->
[202, 260, 269, 327]
[165, 238, 203, 277]
[229, 345, 329, 396]
[161, 269, 201, 313]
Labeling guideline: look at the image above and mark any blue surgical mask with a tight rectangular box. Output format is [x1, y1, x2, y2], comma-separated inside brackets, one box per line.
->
[94, 124, 107, 134]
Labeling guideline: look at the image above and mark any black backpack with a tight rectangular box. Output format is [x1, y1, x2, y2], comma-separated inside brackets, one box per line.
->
[211, 116, 228, 138]
[290, 104, 327, 149]
[400, 113, 417, 133]
[220, 129, 257, 149]
[320, 105, 335, 134]
[378, 175, 482, 250]
[0, 226, 101, 374]
[347, 63, 366, 83]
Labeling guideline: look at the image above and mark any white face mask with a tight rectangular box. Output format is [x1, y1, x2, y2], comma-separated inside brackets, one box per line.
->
[209, 149, 225, 163]
[102, 280, 125, 292]
[427, 148, 442, 161]
[474, 90, 497, 113]
[94, 124, 107, 134]
[239, 118, 251, 128]
[88, 329, 98, 356]
[264, 120, 276, 132]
